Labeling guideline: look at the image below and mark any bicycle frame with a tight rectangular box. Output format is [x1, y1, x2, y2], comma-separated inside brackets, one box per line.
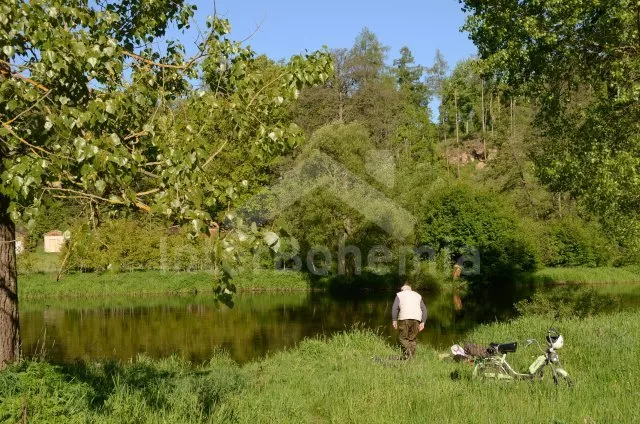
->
[472, 331, 572, 386]
[472, 353, 528, 379]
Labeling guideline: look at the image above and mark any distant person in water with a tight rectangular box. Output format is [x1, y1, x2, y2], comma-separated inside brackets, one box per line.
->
[391, 283, 427, 359]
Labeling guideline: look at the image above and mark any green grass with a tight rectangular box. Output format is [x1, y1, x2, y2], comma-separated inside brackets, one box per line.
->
[223, 312, 640, 423]
[17, 246, 62, 274]
[19, 291, 308, 313]
[19, 270, 312, 300]
[2, 312, 639, 423]
[19, 293, 207, 312]
[18, 262, 640, 302]
[529, 266, 640, 284]
[0, 354, 244, 423]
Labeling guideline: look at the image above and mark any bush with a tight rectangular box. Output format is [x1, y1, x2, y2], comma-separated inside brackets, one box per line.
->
[515, 285, 620, 319]
[536, 216, 618, 267]
[29, 198, 78, 247]
[63, 219, 217, 273]
[416, 183, 538, 281]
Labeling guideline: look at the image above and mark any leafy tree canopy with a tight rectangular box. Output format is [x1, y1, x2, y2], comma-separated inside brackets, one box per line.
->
[0, 0, 332, 363]
[1, 0, 332, 231]
[461, 0, 640, 240]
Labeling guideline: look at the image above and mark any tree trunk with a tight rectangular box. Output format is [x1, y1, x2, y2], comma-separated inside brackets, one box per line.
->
[445, 146, 450, 177]
[0, 194, 20, 369]
[510, 98, 515, 138]
[558, 193, 563, 217]
[490, 93, 494, 137]
[481, 79, 487, 160]
[455, 90, 460, 179]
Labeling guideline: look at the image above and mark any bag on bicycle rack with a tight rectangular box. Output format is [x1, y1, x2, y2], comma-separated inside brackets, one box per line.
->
[463, 343, 491, 358]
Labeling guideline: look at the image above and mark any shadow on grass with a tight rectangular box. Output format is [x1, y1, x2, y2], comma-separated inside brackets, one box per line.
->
[55, 355, 244, 418]
[61, 359, 175, 411]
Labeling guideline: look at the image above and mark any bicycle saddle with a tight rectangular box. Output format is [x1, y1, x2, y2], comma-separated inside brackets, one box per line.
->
[489, 341, 518, 353]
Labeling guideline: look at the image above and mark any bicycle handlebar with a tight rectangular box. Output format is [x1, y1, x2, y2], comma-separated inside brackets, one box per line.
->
[525, 338, 545, 353]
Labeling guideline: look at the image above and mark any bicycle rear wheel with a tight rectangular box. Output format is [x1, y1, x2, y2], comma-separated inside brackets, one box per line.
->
[473, 361, 511, 380]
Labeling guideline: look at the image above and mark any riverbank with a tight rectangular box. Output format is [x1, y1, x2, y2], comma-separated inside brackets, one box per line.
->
[18, 270, 312, 299]
[2, 311, 638, 423]
[528, 266, 640, 285]
[19, 266, 640, 300]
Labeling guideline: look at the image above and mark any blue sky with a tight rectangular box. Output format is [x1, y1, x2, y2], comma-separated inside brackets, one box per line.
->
[172, 0, 477, 73]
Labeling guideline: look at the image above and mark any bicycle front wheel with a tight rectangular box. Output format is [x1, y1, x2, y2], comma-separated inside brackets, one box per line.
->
[551, 366, 573, 387]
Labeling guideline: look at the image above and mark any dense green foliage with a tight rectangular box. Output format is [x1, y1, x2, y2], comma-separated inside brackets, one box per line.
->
[1, 0, 332, 228]
[515, 285, 620, 319]
[537, 217, 618, 267]
[461, 0, 640, 255]
[17, 24, 635, 287]
[61, 219, 215, 273]
[275, 123, 392, 259]
[416, 183, 538, 279]
[8, 10, 635, 295]
[2, 312, 639, 422]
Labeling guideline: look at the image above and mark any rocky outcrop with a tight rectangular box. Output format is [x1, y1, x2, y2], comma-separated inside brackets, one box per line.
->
[443, 140, 497, 167]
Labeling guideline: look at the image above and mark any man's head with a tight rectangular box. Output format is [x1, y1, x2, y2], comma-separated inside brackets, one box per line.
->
[401, 283, 411, 291]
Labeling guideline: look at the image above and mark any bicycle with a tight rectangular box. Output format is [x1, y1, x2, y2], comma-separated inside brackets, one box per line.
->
[469, 327, 573, 386]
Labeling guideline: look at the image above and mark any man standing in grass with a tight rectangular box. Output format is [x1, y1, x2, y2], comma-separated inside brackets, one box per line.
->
[392, 283, 427, 359]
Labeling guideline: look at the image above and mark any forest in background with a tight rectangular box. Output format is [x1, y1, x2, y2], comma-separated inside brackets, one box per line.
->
[3, 2, 640, 421]
[19, 25, 636, 287]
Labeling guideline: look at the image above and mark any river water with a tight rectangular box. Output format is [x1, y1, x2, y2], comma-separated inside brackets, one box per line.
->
[20, 283, 640, 364]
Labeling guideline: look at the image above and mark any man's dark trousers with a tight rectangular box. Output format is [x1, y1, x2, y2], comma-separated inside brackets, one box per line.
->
[398, 319, 420, 359]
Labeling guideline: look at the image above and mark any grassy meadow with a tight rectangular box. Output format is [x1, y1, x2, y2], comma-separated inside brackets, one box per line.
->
[1, 311, 638, 423]
[18, 270, 312, 299]
[18, 264, 640, 301]
[529, 267, 640, 285]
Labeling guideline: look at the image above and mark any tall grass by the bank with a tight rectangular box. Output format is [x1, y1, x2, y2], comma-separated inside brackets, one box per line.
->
[19, 270, 312, 299]
[19, 264, 640, 302]
[0, 354, 243, 423]
[19, 291, 310, 313]
[223, 312, 640, 423]
[2, 312, 639, 423]
[529, 266, 640, 284]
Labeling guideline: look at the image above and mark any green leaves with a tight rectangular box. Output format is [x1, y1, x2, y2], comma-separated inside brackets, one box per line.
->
[462, 0, 640, 245]
[1, 0, 331, 306]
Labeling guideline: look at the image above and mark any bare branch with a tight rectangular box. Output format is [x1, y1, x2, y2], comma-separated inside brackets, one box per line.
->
[1, 61, 49, 91]
[123, 51, 193, 69]
[48, 187, 152, 213]
[2, 125, 50, 157]
[124, 130, 148, 141]
[136, 188, 160, 197]
[2, 90, 51, 127]
[238, 13, 266, 44]
[203, 138, 229, 168]
[139, 169, 162, 179]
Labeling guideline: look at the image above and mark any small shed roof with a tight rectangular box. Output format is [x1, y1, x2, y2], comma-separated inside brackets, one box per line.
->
[45, 230, 63, 237]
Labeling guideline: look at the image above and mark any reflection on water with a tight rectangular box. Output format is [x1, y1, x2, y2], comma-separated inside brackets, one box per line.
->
[21, 283, 640, 364]
[21, 291, 469, 364]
